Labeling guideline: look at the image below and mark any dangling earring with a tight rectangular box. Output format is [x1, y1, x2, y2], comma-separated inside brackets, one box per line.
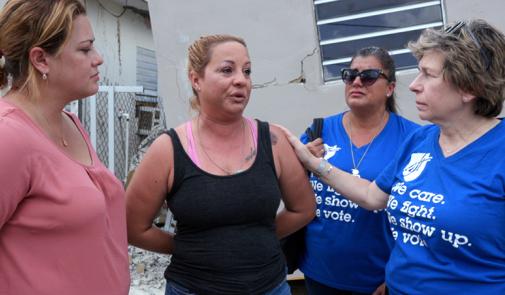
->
[42, 73, 47, 80]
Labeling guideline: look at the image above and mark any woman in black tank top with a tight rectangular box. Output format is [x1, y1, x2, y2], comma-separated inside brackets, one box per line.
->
[126, 34, 315, 295]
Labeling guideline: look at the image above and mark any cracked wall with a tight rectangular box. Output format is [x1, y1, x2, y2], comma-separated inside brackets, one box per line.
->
[144, 1, 505, 131]
[82, 0, 155, 87]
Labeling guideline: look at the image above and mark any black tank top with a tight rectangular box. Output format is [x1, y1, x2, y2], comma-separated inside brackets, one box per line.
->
[164, 120, 286, 295]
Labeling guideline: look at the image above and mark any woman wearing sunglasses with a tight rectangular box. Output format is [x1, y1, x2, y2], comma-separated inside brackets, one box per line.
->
[283, 19, 505, 294]
[299, 47, 419, 295]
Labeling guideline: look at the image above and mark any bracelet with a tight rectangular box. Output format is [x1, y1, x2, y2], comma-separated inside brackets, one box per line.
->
[314, 158, 326, 176]
[314, 158, 328, 177]
[325, 164, 334, 176]
[314, 158, 334, 177]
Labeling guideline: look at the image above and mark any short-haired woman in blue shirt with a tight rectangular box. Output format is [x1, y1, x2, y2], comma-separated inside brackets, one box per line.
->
[281, 19, 505, 295]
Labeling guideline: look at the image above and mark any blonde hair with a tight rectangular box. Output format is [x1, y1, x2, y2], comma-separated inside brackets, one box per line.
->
[409, 19, 505, 117]
[0, 0, 86, 97]
[187, 34, 247, 111]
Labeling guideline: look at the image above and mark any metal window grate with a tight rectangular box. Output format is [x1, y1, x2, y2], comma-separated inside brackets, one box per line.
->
[313, 0, 445, 82]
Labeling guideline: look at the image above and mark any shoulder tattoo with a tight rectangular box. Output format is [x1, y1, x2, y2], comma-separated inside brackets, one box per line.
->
[270, 132, 278, 145]
[245, 147, 257, 161]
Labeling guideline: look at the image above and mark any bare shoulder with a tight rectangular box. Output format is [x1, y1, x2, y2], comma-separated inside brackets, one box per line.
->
[268, 123, 286, 147]
[149, 119, 187, 151]
[137, 132, 174, 174]
[127, 131, 174, 196]
[269, 123, 296, 153]
[150, 132, 172, 155]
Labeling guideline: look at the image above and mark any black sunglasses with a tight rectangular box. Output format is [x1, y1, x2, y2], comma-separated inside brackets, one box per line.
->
[445, 21, 491, 70]
[340, 68, 389, 86]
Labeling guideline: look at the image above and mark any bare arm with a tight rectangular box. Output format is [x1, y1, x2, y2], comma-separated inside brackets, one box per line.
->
[126, 134, 174, 254]
[270, 125, 316, 239]
[277, 125, 389, 210]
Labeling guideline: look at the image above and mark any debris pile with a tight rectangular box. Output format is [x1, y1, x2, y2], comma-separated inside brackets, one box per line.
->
[128, 245, 170, 295]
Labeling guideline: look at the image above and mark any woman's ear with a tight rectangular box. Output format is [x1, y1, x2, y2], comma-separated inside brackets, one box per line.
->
[386, 81, 396, 97]
[461, 91, 477, 103]
[28, 47, 49, 76]
[189, 70, 201, 92]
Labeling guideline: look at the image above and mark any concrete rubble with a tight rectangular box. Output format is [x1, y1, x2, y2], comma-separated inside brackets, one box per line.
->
[128, 245, 170, 295]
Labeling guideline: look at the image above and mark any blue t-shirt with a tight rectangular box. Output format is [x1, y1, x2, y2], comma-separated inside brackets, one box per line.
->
[376, 121, 505, 295]
[300, 112, 419, 293]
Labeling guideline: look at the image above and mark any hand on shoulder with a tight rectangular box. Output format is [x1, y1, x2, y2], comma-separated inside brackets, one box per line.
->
[272, 123, 317, 170]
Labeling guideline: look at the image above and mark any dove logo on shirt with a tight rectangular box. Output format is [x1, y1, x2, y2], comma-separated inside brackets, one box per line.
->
[323, 144, 341, 160]
[402, 153, 432, 182]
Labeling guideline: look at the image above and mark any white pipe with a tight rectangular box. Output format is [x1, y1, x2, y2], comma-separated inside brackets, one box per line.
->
[107, 87, 115, 173]
[122, 113, 130, 181]
[89, 95, 97, 148]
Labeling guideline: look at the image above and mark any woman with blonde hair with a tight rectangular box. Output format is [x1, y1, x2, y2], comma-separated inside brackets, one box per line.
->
[0, 1, 129, 294]
[126, 34, 315, 295]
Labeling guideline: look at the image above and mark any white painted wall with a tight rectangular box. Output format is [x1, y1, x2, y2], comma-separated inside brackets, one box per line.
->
[0, 0, 154, 87]
[84, 0, 154, 86]
[149, 0, 505, 134]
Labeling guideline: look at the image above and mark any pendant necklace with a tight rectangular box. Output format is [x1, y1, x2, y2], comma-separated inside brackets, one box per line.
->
[40, 112, 68, 147]
[348, 112, 387, 177]
[6, 95, 69, 147]
[32, 104, 69, 148]
[196, 116, 247, 175]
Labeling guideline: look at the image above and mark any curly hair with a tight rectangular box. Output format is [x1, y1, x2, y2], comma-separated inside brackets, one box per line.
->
[408, 19, 505, 117]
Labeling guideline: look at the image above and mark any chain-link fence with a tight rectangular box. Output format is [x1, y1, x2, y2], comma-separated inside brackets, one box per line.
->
[79, 86, 164, 183]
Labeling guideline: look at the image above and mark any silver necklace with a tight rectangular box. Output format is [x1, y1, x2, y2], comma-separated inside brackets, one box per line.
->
[196, 116, 246, 175]
[439, 119, 497, 156]
[348, 113, 386, 177]
[6, 95, 69, 147]
[31, 103, 69, 148]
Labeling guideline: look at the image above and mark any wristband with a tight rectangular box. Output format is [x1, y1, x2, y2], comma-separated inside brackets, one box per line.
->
[314, 158, 327, 176]
[314, 158, 334, 177]
[325, 164, 334, 176]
